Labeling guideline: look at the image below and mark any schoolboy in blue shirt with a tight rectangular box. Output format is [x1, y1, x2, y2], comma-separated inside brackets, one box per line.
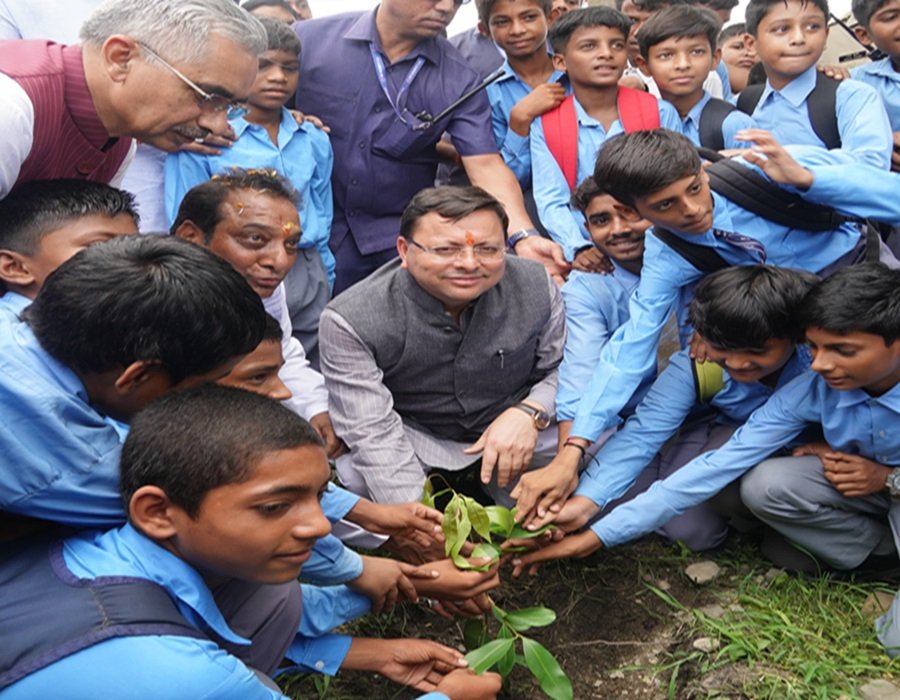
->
[556, 176, 652, 443]
[513, 129, 890, 524]
[741, 0, 893, 168]
[530, 6, 681, 267]
[0, 180, 139, 317]
[513, 265, 900, 659]
[523, 266, 816, 551]
[0, 385, 501, 699]
[636, 5, 756, 150]
[480, 0, 568, 185]
[850, 0, 900, 170]
[164, 18, 334, 365]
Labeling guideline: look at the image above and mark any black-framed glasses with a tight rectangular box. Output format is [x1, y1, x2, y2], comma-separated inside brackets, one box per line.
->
[137, 42, 249, 120]
[407, 239, 506, 261]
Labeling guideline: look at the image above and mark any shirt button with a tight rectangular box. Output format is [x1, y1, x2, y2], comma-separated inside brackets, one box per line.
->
[351, 178, 358, 185]
[76, 162, 95, 176]
[348, 210, 356, 217]
[880, 431, 886, 438]
[374, 106, 382, 113]
[358, 141, 366, 149]
[314, 660, 325, 670]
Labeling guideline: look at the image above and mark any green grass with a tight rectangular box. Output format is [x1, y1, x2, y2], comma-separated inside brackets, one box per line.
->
[645, 568, 900, 699]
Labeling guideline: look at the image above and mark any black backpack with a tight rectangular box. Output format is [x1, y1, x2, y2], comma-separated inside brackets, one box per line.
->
[736, 72, 841, 150]
[697, 97, 738, 152]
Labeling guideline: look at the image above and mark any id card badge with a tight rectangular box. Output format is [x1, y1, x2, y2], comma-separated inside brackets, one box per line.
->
[372, 108, 436, 160]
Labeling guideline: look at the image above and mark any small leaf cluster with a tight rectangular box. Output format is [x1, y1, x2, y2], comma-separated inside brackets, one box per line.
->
[463, 606, 572, 700]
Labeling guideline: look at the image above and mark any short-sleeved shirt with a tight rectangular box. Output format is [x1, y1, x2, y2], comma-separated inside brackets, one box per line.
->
[294, 11, 497, 255]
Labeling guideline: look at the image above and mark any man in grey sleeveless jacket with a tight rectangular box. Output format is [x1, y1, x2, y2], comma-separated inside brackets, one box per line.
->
[321, 186, 565, 504]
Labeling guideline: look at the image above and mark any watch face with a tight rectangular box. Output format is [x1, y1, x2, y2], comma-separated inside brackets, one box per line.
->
[889, 470, 900, 496]
[534, 411, 551, 430]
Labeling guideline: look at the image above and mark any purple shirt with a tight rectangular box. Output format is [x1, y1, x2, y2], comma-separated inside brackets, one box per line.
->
[294, 10, 497, 255]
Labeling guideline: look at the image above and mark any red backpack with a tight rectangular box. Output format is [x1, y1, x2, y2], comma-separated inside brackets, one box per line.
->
[540, 87, 661, 191]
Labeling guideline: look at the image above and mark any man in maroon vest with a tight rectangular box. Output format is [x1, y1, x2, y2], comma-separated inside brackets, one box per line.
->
[0, 0, 266, 198]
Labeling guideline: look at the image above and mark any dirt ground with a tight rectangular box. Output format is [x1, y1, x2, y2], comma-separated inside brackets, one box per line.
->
[281, 536, 739, 700]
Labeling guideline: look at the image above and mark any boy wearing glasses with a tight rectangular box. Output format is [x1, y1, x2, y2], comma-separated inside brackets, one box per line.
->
[165, 17, 334, 366]
[319, 186, 565, 506]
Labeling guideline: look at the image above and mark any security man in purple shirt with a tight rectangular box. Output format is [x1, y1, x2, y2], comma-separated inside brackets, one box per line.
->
[294, 0, 567, 293]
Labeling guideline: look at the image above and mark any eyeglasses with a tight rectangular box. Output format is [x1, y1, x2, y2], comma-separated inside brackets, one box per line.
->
[137, 42, 249, 120]
[407, 239, 506, 261]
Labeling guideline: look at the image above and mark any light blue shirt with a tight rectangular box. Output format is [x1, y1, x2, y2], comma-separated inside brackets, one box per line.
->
[0, 289, 29, 317]
[802, 162, 900, 225]
[164, 108, 336, 286]
[0, 312, 363, 583]
[750, 66, 893, 169]
[679, 91, 756, 149]
[557, 263, 649, 422]
[589, 369, 900, 548]
[568, 146, 863, 441]
[3, 524, 370, 699]
[486, 58, 567, 185]
[716, 60, 732, 102]
[530, 93, 682, 261]
[852, 58, 900, 132]
[577, 347, 810, 543]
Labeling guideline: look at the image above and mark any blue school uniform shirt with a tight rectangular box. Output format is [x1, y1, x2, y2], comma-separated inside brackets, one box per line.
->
[557, 263, 649, 422]
[568, 146, 863, 442]
[0, 289, 29, 317]
[575, 347, 810, 545]
[749, 65, 893, 168]
[716, 61, 732, 102]
[800, 161, 900, 226]
[486, 58, 567, 186]
[294, 10, 498, 257]
[679, 91, 755, 149]
[2, 524, 371, 699]
[531, 93, 681, 261]
[588, 369, 900, 548]
[0, 312, 363, 583]
[852, 58, 900, 132]
[163, 108, 336, 287]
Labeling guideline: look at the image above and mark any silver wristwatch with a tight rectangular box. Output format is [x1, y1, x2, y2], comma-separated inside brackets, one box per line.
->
[886, 469, 900, 498]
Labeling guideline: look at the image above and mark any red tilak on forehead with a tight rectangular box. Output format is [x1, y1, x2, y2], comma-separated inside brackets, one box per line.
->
[465, 231, 476, 246]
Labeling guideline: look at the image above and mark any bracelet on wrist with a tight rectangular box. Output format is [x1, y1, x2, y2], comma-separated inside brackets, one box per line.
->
[563, 440, 587, 462]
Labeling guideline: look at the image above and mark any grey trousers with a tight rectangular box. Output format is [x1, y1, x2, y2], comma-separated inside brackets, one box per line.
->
[283, 247, 330, 371]
[740, 455, 899, 570]
[212, 579, 303, 678]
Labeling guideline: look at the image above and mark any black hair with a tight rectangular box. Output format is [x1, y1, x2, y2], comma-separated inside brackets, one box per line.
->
[170, 168, 299, 243]
[24, 235, 266, 384]
[747, 60, 768, 85]
[242, 0, 296, 17]
[548, 6, 632, 53]
[638, 5, 721, 59]
[121, 384, 323, 518]
[798, 263, 900, 344]
[852, 0, 889, 26]
[718, 21, 746, 43]
[262, 312, 284, 342]
[593, 129, 700, 208]
[570, 176, 609, 213]
[699, 0, 740, 11]
[477, 0, 552, 25]
[0, 179, 139, 255]
[257, 14, 302, 54]
[399, 186, 510, 240]
[689, 265, 819, 349]
[745, 0, 829, 35]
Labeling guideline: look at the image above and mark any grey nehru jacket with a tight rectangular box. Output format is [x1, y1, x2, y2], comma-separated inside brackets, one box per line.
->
[320, 257, 565, 503]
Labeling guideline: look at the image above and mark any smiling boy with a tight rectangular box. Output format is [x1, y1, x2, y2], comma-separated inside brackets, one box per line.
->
[739, 0, 893, 168]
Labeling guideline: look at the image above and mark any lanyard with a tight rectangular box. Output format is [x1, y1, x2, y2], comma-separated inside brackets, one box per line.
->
[369, 44, 426, 121]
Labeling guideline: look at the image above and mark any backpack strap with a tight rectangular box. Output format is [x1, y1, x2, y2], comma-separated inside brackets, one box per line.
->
[705, 158, 849, 232]
[698, 98, 737, 152]
[735, 83, 764, 116]
[807, 72, 841, 150]
[617, 86, 661, 133]
[540, 94, 579, 191]
[692, 360, 725, 403]
[652, 228, 730, 274]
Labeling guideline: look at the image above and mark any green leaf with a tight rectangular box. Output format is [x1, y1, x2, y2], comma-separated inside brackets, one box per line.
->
[522, 637, 573, 700]
[421, 477, 435, 509]
[470, 542, 501, 565]
[496, 627, 517, 678]
[509, 522, 555, 540]
[451, 549, 494, 571]
[504, 606, 557, 632]
[442, 495, 471, 559]
[463, 618, 489, 651]
[464, 638, 515, 674]
[491, 604, 509, 624]
[464, 496, 492, 543]
[485, 505, 514, 538]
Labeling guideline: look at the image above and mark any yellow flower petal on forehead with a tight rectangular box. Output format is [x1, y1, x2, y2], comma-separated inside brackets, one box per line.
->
[282, 221, 300, 235]
[465, 231, 476, 246]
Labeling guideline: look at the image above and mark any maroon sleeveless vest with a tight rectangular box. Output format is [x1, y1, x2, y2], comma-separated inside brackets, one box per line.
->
[0, 40, 133, 188]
